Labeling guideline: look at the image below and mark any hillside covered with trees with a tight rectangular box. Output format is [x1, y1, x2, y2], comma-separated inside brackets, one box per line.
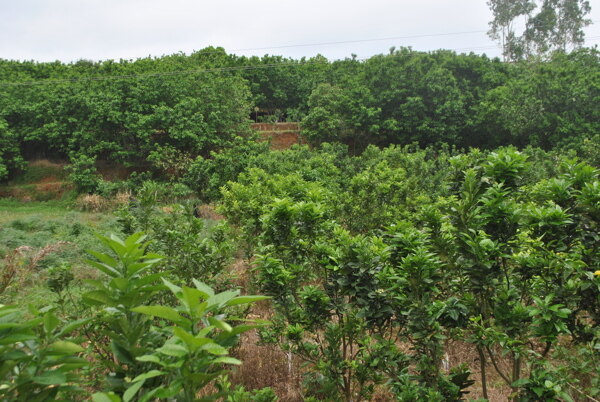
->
[1, 46, 600, 182]
[1, 15, 600, 398]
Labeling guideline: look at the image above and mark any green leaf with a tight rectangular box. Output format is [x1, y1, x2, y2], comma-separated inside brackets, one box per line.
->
[139, 388, 163, 402]
[208, 317, 232, 332]
[84, 279, 106, 290]
[225, 295, 269, 307]
[157, 343, 188, 357]
[55, 361, 89, 372]
[137, 354, 163, 364]
[212, 356, 242, 365]
[135, 272, 165, 287]
[131, 305, 182, 323]
[188, 371, 224, 384]
[172, 327, 213, 350]
[43, 312, 60, 334]
[0, 322, 24, 330]
[512, 378, 530, 387]
[92, 392, 122, 402]
[152, 382, 181, 399]
[132, 370, 165, 383]
[49, 341, 85, 354]
[0, 333, 37, 345]
[111, 340, 135, 365]
[86, 249, 118, 268]
[201, 342, 228, 355]
[128, 261, 159, 277]
[230, 322, 269, 336]
[181, 286, 204, 313]
[57, 318, 92, 337]
[161, 278, 182, 297]
[33, 371, 67, 385]
[85, 258, 120, 278]
[123, 379, 145, 402]
[192, 279, 215, 298]
[194, 301, 208, 318]
[206, 290, 239, 309]
[110, 278, 129, 292]
[83, 290, 116, 307]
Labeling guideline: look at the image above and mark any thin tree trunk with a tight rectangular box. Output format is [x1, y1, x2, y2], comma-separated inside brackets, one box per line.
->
[511, 354, 522, 402]
[477, 345, 489, 400]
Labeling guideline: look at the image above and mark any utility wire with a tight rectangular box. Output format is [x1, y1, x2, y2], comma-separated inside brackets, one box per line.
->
[229, 19, 599, 53]
[1, 18, 597, 67]
[229, 30, 489, 52]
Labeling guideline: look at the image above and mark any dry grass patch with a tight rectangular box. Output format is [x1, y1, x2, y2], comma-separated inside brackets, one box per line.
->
[0, 242, 74, 295]
[74, 191, 131, 213]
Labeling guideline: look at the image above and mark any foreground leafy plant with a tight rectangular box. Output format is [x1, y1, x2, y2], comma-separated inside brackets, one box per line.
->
[0, 305, 89, 400]
[94, 278, 268, 401]
[82, 232, 166, 393]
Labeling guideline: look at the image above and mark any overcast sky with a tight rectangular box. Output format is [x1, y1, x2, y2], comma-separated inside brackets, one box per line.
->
[2, 0, 600, 63]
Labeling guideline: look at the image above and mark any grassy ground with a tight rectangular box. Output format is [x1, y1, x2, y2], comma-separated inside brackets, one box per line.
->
[0, 199, 122, 307]
[0, 199, 72, 222]
[0, 199, 120, 246]
[0, 160, 72, 201]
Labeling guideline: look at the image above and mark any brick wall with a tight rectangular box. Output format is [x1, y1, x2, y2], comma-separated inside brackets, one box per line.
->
[250, 122, 304, 150]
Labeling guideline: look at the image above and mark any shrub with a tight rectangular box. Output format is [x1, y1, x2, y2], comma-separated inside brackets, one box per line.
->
[65, 154, 101, 194]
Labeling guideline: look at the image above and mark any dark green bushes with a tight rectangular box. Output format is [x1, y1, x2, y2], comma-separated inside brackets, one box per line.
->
[2, 47, 600, 182]
[219, 146, 600, 400]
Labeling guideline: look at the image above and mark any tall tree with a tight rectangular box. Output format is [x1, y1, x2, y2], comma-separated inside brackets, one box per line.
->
[487, 0, 536, 61]
[487, 0, 592, 61]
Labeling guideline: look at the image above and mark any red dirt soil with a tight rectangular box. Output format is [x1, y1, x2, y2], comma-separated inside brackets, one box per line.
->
[251, 122, 305, 150]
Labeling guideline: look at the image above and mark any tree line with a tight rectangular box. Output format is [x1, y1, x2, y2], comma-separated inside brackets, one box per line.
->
[1, 46, 600, 180]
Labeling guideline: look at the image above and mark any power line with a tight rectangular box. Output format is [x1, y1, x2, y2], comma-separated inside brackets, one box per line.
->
[229, 30, 489, 53]
[228, 19, 599, 53]
[3, 18, 596, 63]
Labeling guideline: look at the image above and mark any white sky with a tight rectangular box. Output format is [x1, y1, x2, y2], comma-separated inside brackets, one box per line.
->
[2, 0, 600, 62]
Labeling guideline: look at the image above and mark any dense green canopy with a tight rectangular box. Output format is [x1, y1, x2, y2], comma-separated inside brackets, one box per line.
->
[1, 46, 599, 180]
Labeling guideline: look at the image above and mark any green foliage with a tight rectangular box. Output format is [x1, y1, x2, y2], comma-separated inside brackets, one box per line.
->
[487, 0, 591, 61]
[65, 154, 101, 194]
[513, 366, 574, 401]
[220, 168, 329, 253]
[82, 232, 166, 392]
[219, 144, 600, 400]
[117, 200, 235, 287]
[82, 231, 266, 399]
[337, 160, 422, 232]
[0, 49, 252, 174]
[3, 46, 600, 183]
[484, 147, 529, 188]
[228, 385, 278, 402]
[0, 118, 24, 182]
[147, 145, 193, 182]
[46, 263, 74, 295]
[46, 263, 76, 312]
[121, 279, 268, 401]
[0, 305, 89, 400]
[3, 44, 600, 400]
[301, 82, 379, 150]
[183, 135, 270, 201]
